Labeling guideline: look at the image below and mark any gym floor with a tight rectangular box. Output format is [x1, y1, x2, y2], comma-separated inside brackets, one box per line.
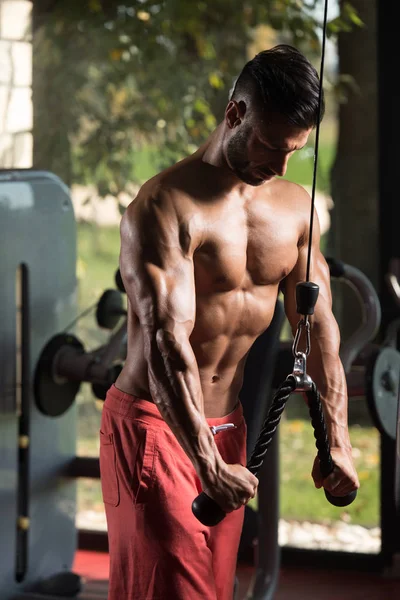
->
[72, 551, 400, 599]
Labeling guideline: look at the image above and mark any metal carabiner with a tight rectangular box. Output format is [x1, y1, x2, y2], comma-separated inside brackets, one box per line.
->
[292, 317, 313, 391]
[292, 317, 311, 358]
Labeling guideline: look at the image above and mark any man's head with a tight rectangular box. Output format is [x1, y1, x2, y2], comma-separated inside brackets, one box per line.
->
[223, 44, 324, 186]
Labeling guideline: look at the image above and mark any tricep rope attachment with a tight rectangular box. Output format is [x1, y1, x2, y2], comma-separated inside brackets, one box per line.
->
[192, 282, 357, 527]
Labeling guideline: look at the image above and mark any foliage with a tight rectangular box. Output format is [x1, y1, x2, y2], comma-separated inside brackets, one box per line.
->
[34, 1, 361, 199]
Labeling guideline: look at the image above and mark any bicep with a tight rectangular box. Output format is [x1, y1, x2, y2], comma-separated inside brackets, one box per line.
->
[119, 200, 196, 338]
[141, 254, 196, 334]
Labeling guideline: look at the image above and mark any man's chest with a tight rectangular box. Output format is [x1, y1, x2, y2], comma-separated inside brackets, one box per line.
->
[193, 200, 300, 292]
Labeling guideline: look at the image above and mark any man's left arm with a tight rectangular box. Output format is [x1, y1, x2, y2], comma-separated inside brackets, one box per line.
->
[282, 211, 360, 498]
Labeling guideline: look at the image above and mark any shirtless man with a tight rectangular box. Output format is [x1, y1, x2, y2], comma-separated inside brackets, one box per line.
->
[99, 45, 359, 600]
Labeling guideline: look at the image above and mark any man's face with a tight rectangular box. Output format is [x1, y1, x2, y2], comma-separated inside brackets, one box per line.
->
[225, 110, 312, 187]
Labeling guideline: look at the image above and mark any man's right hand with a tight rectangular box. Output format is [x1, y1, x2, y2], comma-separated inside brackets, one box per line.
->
[200, 463, 259, 513]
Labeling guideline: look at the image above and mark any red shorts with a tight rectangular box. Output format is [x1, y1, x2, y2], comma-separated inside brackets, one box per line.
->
[99, 385, 247, 600]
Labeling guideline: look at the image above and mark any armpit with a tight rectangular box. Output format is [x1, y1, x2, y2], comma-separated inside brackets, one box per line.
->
[297, 230, 307, 249]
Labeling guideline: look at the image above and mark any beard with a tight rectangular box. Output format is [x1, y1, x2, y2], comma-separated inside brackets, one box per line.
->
[225, 127, 264, 186]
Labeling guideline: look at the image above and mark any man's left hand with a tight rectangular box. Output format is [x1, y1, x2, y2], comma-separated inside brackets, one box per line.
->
[312, 446, 360, 498]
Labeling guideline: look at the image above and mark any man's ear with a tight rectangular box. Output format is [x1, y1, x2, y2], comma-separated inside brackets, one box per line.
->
[225, 100, 247, 129]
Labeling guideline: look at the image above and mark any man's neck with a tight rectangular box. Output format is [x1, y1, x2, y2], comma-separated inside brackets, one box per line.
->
[201, 123, 227, 169]
[200, 124, 248, 193]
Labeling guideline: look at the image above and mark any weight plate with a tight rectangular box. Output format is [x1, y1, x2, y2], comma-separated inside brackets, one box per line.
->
[367, 347, 400, 440]
[115, 268, 126, 293]
[34, 333, 84, 417]
[96, 289, 125, 330]
[92, 363, 123, 401]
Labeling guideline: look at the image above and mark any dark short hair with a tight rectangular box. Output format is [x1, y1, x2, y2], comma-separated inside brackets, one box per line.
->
[231, 44, 324, 129]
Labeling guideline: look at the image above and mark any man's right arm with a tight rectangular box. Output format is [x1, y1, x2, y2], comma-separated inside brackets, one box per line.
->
[120, 188, 258, 511]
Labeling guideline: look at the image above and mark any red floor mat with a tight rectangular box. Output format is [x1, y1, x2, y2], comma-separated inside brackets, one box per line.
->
[73, 551, 110, 581]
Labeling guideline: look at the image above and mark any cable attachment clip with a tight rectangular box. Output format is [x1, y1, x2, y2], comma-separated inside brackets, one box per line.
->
[293, 317, 311, 357]
[291, 281, 320, 391]
[292, 319, 313, 392]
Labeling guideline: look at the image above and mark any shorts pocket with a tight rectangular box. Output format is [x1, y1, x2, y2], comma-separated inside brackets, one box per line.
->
[99, 430, 120, 506]
[134, 427, 157, 505]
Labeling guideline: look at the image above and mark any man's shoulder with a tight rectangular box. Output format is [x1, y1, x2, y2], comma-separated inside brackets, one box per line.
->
[121, 175, 196, 237]
[273, 178, 311, 205]
[125, 156, 207, 217]
[268, 179, 314, 244]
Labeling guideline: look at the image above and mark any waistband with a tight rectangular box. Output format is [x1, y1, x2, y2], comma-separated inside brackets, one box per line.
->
[104, 384, 244, 430]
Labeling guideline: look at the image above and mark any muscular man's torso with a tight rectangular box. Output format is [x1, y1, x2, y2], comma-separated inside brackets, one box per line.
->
[116, 150, 309, 417]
